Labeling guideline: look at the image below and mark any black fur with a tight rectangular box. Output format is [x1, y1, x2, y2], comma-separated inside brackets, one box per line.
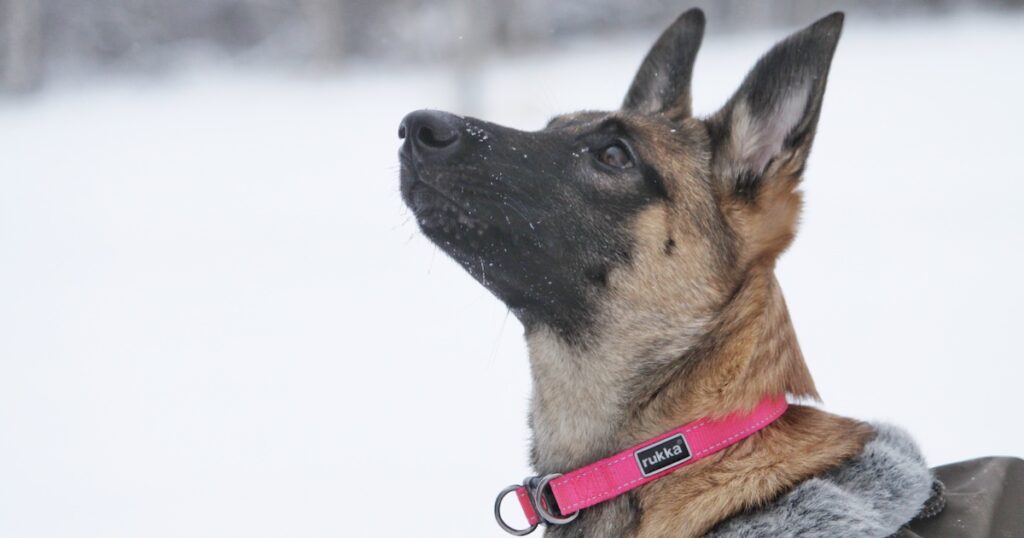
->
[399, 112, 662, 340]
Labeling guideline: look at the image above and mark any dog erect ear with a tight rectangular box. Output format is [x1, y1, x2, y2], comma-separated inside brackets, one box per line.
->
[709, 13, 844, 262]
[622, 8, 705, 119]
[709, 13, 844, 198]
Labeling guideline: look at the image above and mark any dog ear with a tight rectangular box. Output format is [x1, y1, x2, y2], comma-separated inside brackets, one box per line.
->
[708, 13, 844, 263]
[709, 13, 844, 199]
[622, 8, 705, 119]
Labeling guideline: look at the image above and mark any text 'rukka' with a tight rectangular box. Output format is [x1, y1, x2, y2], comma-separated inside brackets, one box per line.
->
[635, 434, 692, 476]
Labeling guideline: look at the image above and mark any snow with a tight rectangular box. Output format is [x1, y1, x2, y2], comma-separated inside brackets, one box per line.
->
[2, 13, 1023, 538]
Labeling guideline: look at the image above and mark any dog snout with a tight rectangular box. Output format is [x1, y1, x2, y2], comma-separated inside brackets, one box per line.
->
[399, 110, 462, 160]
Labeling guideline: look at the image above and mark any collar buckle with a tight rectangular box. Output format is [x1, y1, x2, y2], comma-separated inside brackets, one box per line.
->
[530, 474, 579, 525]
[495, 473, 579, 535]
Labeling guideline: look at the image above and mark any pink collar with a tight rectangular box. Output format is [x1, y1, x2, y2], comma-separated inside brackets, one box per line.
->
[494, 395, 789, 535]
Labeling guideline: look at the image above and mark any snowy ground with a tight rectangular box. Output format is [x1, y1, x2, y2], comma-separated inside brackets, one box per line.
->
[2, 12, 1023, 538]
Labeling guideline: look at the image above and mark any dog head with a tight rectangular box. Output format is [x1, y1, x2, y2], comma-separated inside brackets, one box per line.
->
[400, 10, 844, 346]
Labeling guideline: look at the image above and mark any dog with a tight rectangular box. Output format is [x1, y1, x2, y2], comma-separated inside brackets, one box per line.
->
[397, 9, 1020, 537]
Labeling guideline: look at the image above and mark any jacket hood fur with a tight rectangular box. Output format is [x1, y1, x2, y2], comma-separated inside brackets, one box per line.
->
[705, 424, 937, 538]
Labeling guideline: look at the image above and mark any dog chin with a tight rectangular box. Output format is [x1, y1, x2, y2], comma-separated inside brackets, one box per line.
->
[402, 179, 493, 262]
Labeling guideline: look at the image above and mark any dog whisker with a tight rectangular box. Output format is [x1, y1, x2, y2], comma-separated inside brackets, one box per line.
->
[487, 308, 512, 368]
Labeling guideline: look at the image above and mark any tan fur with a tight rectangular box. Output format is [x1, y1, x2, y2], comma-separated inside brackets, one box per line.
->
[722, 140, 811, 268]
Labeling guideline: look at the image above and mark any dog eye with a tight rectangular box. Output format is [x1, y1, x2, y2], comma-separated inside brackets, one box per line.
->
[597, 143, 634, 169]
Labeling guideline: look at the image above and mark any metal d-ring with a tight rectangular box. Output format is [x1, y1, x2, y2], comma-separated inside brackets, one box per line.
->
[532, 473, 579, 526]
[494, 483, 538, 536]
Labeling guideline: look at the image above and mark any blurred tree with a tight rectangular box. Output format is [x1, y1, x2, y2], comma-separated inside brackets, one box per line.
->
[302, 0, 346, 66]
[0, 0, 43, 92]
[452, 0, 496, 115]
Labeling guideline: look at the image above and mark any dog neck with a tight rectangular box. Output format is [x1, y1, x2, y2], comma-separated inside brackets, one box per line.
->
[524, 264, 871, 537]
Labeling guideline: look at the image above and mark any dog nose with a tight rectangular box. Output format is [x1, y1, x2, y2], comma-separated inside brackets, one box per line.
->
[399, 110, 462, 158]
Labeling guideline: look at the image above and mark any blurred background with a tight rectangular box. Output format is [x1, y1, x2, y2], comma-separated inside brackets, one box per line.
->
[1, 1, 1023, 537]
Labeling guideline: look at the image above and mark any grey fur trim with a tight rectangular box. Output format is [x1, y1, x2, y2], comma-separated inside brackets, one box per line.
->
[704, 424, 935, 538]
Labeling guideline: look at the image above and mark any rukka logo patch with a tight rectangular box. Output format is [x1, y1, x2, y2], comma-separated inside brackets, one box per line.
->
[634, 434, 691, 477]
